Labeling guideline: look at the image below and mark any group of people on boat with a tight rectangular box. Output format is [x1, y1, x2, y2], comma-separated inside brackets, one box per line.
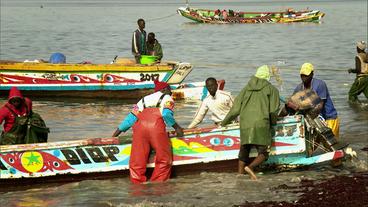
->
[0, 41, 366, 184]
[132, 19, 163, 64]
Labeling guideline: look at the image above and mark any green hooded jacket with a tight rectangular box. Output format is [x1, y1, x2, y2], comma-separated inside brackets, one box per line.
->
[221, 76, 280, 146]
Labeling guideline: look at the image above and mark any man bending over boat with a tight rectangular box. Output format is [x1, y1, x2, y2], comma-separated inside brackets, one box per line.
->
[348, 41, 368, 104]
[294, 63, 340, 138]
[0, 87, 49, 145]
[112, 80, 184, 184]
[146, 32, 163, 62]
[132, 18, 147, 63]
[188, 77, 234, 128]
[221, 66, 280, 180]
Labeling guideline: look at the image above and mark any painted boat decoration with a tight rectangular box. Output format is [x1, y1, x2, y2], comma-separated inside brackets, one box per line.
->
[0, 115, 346, 186]
[177, 7, 325, 24]
[0, 61, 193, 99]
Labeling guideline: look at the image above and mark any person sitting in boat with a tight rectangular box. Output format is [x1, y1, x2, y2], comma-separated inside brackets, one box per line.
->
[188, 77, 234, 128]
[221, 65, 280, 180]
[0, 87, 49, 145]
[294, 63, 340, 138]
[112, 80, 184, 184]
[132, 18, 147, 64]
[221, 10, 228, 20]
[348, 41, 368, 104]
[214, 9, 221, 19]
[146, 32, 163, 62]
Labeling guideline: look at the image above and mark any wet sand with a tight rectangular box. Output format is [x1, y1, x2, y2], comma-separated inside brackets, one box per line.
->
[236, 171, 368, 207]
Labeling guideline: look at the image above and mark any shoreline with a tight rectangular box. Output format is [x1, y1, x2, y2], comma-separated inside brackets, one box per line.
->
[236, 171, 368, 207]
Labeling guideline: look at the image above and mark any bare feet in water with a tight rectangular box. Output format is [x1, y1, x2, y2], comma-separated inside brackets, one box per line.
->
[244, 166, 257, 180]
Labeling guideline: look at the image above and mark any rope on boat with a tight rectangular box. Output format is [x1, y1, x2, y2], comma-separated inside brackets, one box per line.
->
[146, 13, 177, 22]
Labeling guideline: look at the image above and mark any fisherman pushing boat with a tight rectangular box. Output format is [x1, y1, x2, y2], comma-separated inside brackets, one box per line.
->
[112, 79, 184, 184]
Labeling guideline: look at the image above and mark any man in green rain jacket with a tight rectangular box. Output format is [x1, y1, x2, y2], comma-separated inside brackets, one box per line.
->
[221, 65, 280, 180]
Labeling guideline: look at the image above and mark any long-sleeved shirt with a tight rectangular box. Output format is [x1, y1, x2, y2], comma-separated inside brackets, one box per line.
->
[118, 91, 176, 132]
[188, 90, 233, 128]
[132, 29, 147, 56]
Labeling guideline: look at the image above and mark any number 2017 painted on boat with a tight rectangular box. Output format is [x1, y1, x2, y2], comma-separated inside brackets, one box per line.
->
[140, 73, 159, 81]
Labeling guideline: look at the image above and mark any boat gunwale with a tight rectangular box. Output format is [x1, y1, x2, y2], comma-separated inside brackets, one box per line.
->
[0, 62, 177, 72]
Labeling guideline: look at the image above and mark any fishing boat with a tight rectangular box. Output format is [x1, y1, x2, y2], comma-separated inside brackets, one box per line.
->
[0, 60, 194, 99]
[177, 7, 325, 24]
[0, 115, 347, 186]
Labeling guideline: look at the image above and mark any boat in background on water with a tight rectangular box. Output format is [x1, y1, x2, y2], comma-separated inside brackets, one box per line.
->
[177, 7, 325, 24]
[0, 60, 195, 100]
[0, 115, 347, 187]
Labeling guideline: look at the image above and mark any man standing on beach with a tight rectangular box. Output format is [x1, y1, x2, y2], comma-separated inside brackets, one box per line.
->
[132, 18, 147, 63]
[221, 65, 280, 180]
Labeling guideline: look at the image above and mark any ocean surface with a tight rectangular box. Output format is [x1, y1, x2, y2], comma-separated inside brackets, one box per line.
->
[0, 0, 367, 206]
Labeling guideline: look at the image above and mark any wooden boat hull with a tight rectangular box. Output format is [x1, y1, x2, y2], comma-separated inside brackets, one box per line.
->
[0, 115, 345, 186]
[0, 61, 193, 99]
[177, 7, 325, 24]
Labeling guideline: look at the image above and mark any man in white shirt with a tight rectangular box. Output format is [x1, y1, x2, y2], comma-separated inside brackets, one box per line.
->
[188, 77, 234, 128]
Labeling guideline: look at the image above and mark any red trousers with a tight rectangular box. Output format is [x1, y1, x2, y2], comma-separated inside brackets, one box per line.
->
[130, 108, 172, 184]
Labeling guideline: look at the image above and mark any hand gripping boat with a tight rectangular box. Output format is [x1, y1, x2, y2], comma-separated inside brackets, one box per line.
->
[0, 115, 347, 187]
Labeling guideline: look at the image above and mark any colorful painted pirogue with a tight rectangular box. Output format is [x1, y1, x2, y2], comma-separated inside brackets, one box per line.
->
[0, 115, 346, 186]
[0, 61, 193, 99]
[177, 7, 325, 24]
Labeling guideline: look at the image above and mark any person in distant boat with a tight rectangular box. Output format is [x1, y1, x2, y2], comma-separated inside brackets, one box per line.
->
[348, 41, 368, 103]
[0, 87, 49, 145]
[295, 63, 340, 138]
[221, 65, 280, 180]
[132, 18, 147, 63]
[112, 80, 184, 184]
[188, 77, 234, 128]
[221, 10, 228, 20]
[146, 32, 163, 62]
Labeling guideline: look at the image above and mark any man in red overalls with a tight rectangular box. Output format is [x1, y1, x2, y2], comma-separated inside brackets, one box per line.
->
[0, 87, 32, 145]
[112, 80, 184, 184]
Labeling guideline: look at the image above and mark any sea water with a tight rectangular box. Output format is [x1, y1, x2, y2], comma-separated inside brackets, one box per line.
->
[0, 0, 367, 206]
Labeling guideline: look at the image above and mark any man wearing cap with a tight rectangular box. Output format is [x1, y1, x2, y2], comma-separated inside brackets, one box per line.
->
[295, 63, 340, 137]
[112, 80, 184, 184]
[221, 65, 280, 180]
[188, 77, 234, 129]
[0, 87, 32, 145]
[348, 41, 368, 103]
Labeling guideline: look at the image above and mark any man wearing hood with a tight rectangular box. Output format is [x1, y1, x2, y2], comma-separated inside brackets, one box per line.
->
[221, 65, 280, 180]
[112, 80, 184, 184]
[0, 87, 32, 145]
